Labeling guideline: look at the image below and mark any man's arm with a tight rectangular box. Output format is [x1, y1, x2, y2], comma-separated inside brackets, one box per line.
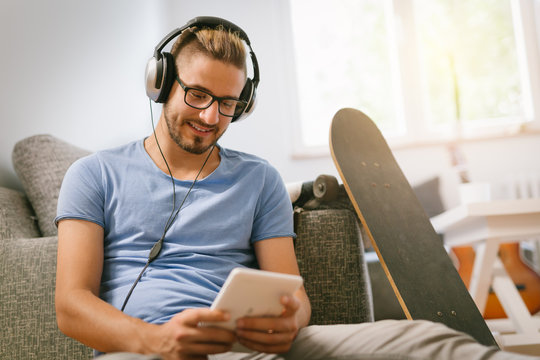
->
[235, 236, 311, 353]
[254, 236, 311, 327]
[55, 219, 236, 358]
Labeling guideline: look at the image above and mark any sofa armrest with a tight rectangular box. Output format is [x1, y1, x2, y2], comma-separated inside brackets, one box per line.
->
[294, 208, 374, 325]
[0, 236, 92, 359]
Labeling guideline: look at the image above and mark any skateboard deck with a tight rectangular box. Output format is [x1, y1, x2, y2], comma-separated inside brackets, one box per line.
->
[330, 108, 498, 347]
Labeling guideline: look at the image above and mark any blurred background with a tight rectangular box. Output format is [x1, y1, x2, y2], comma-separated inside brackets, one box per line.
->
[2, 0, 540, 209]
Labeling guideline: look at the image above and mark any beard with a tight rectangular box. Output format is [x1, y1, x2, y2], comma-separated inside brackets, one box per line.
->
[163, 105, 225, 155]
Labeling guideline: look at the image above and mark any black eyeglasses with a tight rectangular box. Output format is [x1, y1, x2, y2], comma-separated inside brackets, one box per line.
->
[175, 75, 247, 117]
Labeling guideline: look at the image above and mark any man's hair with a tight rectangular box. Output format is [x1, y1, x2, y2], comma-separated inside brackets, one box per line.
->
[170, 25, 247, 76]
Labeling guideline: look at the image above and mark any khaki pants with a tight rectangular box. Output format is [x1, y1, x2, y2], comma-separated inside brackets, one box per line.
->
[97, 320, 539, 360]
[213, 320, 536, 360]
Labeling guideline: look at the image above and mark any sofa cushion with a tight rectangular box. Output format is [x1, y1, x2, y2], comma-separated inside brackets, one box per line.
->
[12, 135, 91, 236]
[0, 186, 41, 240]
[0, 236, 92, 359]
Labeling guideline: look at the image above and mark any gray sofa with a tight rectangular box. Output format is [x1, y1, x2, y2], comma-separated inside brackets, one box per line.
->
[0, 135, 375, 359]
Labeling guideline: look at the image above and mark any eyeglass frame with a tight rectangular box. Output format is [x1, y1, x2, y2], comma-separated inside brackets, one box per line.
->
[175, 75, 247, 117]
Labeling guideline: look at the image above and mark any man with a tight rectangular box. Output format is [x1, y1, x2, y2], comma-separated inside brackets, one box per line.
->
[55, 17, 538, 360]
[56, 17, 309, 358]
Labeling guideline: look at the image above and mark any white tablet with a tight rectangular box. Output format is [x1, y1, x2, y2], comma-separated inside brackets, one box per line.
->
[204, 267, 303, 330]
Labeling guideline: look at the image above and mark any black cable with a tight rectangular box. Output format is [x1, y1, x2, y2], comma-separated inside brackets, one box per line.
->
[120, 99, 215, 312]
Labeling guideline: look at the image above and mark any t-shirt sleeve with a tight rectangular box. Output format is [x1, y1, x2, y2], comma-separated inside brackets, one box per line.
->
[55, 155, 105, 228]
[251, 165, 295, 242]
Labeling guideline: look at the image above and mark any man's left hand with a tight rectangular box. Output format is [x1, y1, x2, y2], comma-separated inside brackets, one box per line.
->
[235, 295, 301, 354]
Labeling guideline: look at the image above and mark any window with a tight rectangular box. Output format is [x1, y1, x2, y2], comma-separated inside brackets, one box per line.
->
[290, 0, 402, 148]
[416, 0, 523, 128]
[289, 0, 540, 153]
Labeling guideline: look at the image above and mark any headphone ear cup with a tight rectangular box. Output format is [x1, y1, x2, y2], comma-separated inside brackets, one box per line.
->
[145, 56, 163, 102]
[155, 52, 175, 103]
[232, 79, 256, 122]
[145, 52, 175, 103]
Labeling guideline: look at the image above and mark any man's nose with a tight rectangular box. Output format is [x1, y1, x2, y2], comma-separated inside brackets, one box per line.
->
[199, 100, 220, 125]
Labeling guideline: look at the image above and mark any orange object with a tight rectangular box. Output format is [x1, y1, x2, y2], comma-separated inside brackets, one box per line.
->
[452, 243, 540, 319]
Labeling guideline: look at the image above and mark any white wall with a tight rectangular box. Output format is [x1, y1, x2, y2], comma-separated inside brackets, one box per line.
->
[0, 0, 162, 188]
[0, 0, 336, 191]
[2, 0, 540, 211]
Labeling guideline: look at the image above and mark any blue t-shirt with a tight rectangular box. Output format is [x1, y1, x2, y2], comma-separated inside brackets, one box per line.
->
[55, 139, 295, 324]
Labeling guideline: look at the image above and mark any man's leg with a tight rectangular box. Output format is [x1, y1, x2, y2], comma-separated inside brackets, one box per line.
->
[213, 320, 540, 360]
[95, 354, 161, 360]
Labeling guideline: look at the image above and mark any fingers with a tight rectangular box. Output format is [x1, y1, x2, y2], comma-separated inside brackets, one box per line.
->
[153, 326, 234, 358]
[235, 295, 300, 354]
[236, 316, 297, 335]
[159, 309, 236, 357]
[280, 295, 300, 318]
[177, 308, 231, 327]
[236, 295, 300, 333]
[176, 309, 236, 343]
[236, 328, 296, 354]
[178, 338, 234, 356]
[235, 321, 297, 355]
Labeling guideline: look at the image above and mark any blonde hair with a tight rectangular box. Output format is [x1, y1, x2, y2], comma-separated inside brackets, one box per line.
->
[171, 25, 247, 75]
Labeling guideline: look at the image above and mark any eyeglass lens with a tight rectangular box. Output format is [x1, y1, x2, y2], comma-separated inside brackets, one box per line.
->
[185, 89, 245, 117]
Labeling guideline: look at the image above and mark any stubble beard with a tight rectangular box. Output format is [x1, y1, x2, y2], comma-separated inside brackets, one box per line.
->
[163, 106, 224, 155]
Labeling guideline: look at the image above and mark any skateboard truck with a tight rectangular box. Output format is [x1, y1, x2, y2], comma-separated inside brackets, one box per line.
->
[288, 174, 341, 210]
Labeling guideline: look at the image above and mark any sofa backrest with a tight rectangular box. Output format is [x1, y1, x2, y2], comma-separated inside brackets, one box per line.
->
[0, 236, 93, 359]
[0, 187, 41, 240]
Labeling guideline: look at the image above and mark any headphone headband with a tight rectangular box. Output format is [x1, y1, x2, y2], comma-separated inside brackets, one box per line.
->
[154, 17, 251, 58]
[145, 16, 259, 121]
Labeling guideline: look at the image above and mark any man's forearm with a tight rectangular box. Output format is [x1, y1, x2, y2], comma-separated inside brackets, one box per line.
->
[56, 288, 156, 354]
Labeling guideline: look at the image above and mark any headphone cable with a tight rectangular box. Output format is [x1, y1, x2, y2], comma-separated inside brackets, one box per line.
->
[121, 99, 215, 312]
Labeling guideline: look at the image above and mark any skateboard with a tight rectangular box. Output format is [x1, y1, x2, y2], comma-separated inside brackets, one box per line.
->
[329, 108, 498, 347]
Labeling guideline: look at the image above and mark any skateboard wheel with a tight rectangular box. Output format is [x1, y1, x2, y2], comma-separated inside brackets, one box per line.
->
[313, 175, 339, 202]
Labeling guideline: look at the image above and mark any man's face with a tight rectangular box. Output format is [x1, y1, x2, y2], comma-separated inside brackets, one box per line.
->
[163, 54, 246, 155]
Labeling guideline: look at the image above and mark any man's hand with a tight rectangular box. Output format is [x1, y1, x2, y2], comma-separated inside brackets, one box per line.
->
[234, 295, 301, 354]
[151, 308, 237, 360]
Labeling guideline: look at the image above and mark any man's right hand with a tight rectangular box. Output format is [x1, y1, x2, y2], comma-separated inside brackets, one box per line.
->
[149, 308, 237, 360]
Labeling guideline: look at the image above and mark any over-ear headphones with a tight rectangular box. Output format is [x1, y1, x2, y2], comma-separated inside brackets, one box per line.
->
[145, 16, 260, 122]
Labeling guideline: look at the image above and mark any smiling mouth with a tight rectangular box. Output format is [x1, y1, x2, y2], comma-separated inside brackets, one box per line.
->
[188, 121, 215, 134]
